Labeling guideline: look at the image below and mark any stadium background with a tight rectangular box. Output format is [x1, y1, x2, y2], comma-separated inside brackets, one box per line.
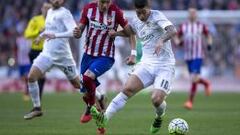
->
[0, 0, 240, 135]
[0, 0, 240, 92]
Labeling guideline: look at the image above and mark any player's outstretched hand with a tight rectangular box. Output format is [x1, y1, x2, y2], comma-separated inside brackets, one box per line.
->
[73, 26, 81, 38]
[108, 29, 116, 38]
[34, 37, 43, 45]
[154, 39, 164, 56]
[125, 55, 136, 65]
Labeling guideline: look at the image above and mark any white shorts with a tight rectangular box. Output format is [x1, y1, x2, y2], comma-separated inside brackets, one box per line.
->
[131, 63, 175, 95]
[32, 54, 78, 80]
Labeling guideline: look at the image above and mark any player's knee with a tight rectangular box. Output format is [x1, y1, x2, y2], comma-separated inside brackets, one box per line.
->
[123, 86, 135, 97]
[151, 93, 165, 107]
[27, 69, 38, 82]
[191, 74, 199, 82]
[84, 70, 96, 80]
[152, 97, 162, 107]
[83, 75, 94, 84]
[27, 73, 37, 82]
[74, 82, 81, 89]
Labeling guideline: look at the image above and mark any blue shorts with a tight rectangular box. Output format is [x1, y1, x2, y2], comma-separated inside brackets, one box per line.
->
[80, 53, 114, 91]
[186, 59, 202, 74]
[19, 64, 31, 76]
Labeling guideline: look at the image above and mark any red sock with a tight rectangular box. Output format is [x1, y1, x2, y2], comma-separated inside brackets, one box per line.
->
[189, 82, 197, 102]
[83, 75, 96, 106]
[198, 78, 209, 87]
[82, 94, 89, 105]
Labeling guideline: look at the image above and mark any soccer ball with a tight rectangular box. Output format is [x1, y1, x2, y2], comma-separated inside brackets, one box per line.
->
[168, 118, 189, 135]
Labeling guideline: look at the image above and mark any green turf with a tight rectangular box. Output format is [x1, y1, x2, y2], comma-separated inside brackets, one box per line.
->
[0, 92, 240, 135]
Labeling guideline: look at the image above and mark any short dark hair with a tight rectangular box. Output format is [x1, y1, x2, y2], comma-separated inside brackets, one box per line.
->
[134, 0, 149, 9]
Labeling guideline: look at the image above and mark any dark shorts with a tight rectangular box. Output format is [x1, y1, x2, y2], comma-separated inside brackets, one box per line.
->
[19, 64, 31, 76]
[80, 53, 114, 91]
[29, 50, 42, 64]
[81, 53, 114, 77]
[186, 58, 202, 74]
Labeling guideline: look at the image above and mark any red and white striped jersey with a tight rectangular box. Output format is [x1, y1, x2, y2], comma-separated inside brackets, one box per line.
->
[79, 2, 128, 58]
[178, 21, 209, 60]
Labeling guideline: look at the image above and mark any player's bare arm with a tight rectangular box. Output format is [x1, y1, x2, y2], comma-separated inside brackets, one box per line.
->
[154, 25, 177, 55]
[108, 25, 136, 65]
[173, 34, 182, 46]
[74, 23, 86, 38]
[108, 25, 135, 38]
[34, 33, 47, 45]
[126, 34, 137, 65]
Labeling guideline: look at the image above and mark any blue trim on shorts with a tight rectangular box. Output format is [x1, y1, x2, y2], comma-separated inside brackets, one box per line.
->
[186, 58, 202, 74]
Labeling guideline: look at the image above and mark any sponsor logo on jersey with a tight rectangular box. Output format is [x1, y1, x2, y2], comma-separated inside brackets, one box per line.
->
[90, 19, 112, 30]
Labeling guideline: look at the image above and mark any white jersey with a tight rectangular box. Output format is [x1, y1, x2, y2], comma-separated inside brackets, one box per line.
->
[41, 7, 77, 65]
[130, 10, 175, 66]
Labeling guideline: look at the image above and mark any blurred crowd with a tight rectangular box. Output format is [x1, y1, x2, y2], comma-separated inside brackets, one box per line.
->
[0, 0, 240, 78]
[116, 0, 240, 10]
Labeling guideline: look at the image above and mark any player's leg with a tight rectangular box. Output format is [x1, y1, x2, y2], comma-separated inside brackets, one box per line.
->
[184, 73, 198, 109]
[184, 60, 198, 110]
[78, 53, 94, 123]
[95, 88, 106, 111]
[80, 55, 115, 123]
[105, 74, 144, 119]
[83, 70, 97, 106]
[91, 64, 152, 134]
[60, 64, 82, 89]
[38, 77, 46, 99]
[58, 64, 82, 90]
[90, 74, 144, 134]
[19, 65, 30, 101]
[29, 50, 46, 100]
[24, 55, 52, 120]
[195, 59, 211, 96]
[150, 66, 174, 134]
[150, 90, 167, 134]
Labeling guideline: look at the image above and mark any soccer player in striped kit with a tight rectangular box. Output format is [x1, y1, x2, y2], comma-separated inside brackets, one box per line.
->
[175, 8, 213, 110]
[73, 0, 135, 123]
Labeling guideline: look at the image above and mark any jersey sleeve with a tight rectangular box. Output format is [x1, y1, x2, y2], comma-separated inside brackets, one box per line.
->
[24, 17, 40, 39]
[79, 5, 89, 25]
[202, 24, 209, 36]
[128, 18, 137, 33]
[55, 10, 77, 38]
[116, 7, 128, 28]
[155, 11, 173, 29]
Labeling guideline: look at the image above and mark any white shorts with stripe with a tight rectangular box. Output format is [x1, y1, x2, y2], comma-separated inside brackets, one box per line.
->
[131, 62, 175, 95]
[32, 53, 78, 80]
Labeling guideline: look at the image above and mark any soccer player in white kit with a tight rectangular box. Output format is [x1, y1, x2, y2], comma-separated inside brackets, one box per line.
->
[24, 0, 81, 120]
[90, 0, 177, 134]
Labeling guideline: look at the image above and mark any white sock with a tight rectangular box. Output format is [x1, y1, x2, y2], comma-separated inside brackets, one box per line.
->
[95, 90, 102, 100]
[28, 81, 41, 108]
[155, 101, 166, 118]
[105, 92, 128, 120]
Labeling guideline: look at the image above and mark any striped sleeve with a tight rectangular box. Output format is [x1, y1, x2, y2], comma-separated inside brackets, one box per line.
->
[79, 4, 89, 25]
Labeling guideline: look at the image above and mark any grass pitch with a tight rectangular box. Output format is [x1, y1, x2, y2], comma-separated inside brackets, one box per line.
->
[0, 92, 240, 135]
